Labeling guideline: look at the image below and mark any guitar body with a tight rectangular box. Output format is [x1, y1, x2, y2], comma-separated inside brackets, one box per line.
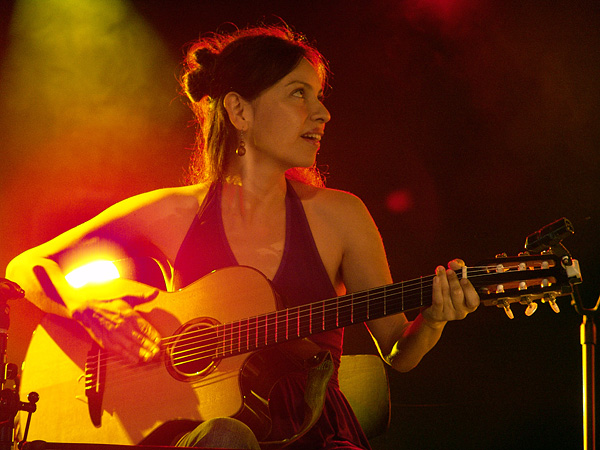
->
[20, 266, 318, 445]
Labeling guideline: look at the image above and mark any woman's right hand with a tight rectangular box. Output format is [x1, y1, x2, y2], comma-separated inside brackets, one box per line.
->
[72, 296, 161, 364]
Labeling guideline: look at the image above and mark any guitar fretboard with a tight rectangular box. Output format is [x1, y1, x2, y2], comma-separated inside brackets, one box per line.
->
[213, 276, 434, 358]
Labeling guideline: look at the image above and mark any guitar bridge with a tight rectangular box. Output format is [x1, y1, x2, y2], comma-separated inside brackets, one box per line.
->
[85, 344, 105, 428]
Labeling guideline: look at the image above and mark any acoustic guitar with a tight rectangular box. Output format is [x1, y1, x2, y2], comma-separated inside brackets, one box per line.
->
[19, 253, 581, 445]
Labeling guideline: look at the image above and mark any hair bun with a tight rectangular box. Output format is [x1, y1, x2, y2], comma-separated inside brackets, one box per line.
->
[184, 48, 219, 102]
[193, 48, 218, 67]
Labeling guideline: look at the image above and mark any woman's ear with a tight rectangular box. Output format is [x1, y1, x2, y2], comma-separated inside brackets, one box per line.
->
[224, 92, 251, 131]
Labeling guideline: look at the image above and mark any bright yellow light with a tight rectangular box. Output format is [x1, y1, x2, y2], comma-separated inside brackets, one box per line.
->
[65, 260, 120, 288]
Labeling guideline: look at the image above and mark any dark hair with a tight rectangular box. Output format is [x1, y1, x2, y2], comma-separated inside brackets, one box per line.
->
[182, 24, 329, 186]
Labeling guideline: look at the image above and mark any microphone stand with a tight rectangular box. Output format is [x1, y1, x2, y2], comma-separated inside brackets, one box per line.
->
[572, 286, 598, 450]
[525, 218, 595, 450]
[0, 279, 38, 450]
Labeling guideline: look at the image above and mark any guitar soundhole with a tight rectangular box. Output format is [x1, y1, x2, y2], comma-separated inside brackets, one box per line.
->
[165, 317, 221, 381]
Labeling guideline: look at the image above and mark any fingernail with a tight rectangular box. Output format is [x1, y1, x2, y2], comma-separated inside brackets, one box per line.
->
[141, 349, 153, 362]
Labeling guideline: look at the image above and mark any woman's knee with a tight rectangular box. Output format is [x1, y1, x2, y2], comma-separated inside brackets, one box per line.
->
[177, 417, 260, 449]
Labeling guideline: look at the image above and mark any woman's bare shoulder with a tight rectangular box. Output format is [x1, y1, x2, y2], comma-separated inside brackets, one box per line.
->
[25, 184, 212, 260]
[290, 180, 369, 220]
[109, 184, 209, 214]
[77, 184, 210, 232]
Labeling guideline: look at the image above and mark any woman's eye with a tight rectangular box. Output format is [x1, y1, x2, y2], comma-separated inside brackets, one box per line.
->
[292, 88, 305, 98]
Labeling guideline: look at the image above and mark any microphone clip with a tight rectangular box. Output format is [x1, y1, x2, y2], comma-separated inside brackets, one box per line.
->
[524, 217, 574, 263]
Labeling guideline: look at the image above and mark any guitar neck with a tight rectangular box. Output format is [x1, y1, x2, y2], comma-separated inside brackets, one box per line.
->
[213, 254, 579, 358]
[215, 275, 434, 358]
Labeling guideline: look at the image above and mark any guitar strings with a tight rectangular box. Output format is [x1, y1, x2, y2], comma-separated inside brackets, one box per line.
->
[86, 262, 551, 381]
[85, 268, 437, 376]
[162, 263, 519, 355]
[86, 263, 537, 377]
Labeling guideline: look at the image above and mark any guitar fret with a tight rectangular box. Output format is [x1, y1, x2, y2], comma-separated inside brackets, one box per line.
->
[240, 319, 250, 351]
[238, 318, 247, 352]
[383, 285, 387, 316]
[402, 280, 404, 312]
[256, 315, 266, 348]
[266, 312, 276, 346]
[311, 301, 324, 333]
[224, 322, 231, 356]
[370, 288, 385, 320]
[324, 299, 337, 332]
[247, 318, 252, 351]
[266, 314, 270, 346]
[299, 305, 310, 338]
[235, 321, 240, 354]
[228, 322, 233, 355]
[222, 323, 230, 356]
[275, 310, 287, 343]
[386, 284, 404, 316]
[338, 296, 352, 327]
[240, 319, 248, 353]
[287, 307, 299, 338]
[232, 321, 239, 355]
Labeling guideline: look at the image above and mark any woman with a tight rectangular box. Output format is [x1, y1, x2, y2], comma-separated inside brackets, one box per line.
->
[6, 25, 479, 449]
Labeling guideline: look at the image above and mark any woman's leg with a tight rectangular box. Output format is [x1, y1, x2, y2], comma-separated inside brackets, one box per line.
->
[176, 417, 261, 450]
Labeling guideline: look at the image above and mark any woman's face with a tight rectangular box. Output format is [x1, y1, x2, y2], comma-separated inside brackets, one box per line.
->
[245, 58, 331, 171]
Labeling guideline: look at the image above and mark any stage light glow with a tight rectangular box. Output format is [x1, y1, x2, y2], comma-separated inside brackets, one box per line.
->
[65, 260, 120, 288]
[398, 0, 484, 32]
[385, 189, 414, 214]
[0, 0, 187, 246]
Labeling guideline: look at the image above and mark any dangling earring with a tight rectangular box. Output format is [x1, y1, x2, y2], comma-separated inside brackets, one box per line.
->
[236, 139, 246, 156]
[236, 135, 246, 156]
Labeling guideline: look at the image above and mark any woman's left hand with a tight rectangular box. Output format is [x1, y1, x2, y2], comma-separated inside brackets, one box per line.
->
[422, 259, 480, 327]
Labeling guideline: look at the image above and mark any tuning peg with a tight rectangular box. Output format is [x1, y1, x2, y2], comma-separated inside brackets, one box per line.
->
[525, 302, 538, 316]
[498, 299, 514, 319]
[541, 295, 560, 313]
[495, 253, 508, 258]
[523, 298, 538, 316]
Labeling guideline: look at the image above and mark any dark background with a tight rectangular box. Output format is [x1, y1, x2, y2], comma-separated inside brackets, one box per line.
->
[1, 1, 598, 449]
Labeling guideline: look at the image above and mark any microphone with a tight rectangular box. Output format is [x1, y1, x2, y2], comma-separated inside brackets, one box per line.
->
[524, 217, 574, 253]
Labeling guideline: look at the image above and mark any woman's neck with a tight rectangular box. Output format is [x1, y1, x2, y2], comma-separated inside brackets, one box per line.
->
[221, 173, 287, 225]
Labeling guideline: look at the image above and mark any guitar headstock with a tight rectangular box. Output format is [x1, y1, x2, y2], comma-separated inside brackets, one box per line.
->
[472, 253, 582, 318]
